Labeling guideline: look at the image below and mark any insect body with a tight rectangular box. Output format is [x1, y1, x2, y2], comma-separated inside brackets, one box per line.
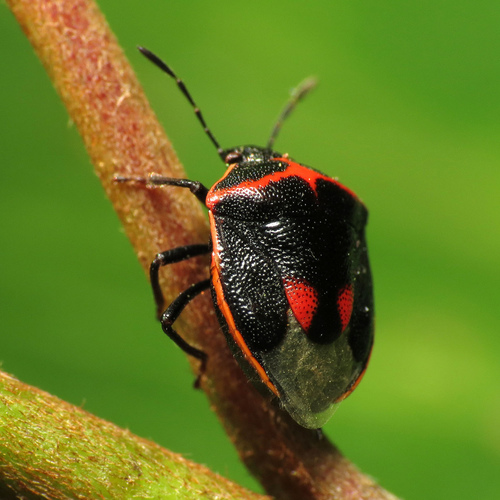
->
[121, 47, 374, 429]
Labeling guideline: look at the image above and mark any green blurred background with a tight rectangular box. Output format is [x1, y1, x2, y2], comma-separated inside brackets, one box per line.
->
[1, 1, 499, 498]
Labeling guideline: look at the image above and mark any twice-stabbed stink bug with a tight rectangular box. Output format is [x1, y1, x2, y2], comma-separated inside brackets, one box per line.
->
[117, 47, 374, 429]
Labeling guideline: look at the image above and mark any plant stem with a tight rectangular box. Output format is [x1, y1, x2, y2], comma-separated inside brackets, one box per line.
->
[0, 370, 269, 499]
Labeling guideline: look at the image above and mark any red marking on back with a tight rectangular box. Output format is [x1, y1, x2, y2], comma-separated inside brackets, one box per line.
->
[206, 158, 357, 210]
[337, 284, 354, 332]
[283, 277, 319, 333]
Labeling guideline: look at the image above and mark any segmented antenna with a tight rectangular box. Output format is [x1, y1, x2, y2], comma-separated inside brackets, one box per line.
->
[138, 46, 225, 161]
[267, 76, 318, 150]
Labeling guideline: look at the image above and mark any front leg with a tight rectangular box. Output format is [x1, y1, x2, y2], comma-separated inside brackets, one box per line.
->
[114, 174, 209, 203]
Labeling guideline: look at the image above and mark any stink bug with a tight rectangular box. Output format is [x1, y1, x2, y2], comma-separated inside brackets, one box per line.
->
[118, 47, 374, 429]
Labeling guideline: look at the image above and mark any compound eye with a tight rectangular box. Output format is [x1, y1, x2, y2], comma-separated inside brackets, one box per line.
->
[225, 151, 243, 164]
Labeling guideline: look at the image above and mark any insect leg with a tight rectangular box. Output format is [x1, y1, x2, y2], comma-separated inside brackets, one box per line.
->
[160, 278, 211, 386]
[150, 244, 211, 318]
[115, 174, 209, 203]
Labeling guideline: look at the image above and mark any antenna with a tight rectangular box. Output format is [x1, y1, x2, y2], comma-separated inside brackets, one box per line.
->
[138, 46, 225, 161]
[267, 76, 317, 150]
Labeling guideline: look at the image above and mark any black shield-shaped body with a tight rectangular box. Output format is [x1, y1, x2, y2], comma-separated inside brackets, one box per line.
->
[206, 147, 374, 429]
